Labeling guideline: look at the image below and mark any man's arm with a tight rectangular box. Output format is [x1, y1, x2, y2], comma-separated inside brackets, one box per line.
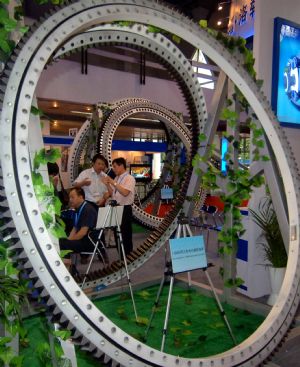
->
[102, 177, 114, 196]
[74, 177, 91, 188]
[74, 171, 91, 188]
[102, 177, 130, 196]
[68, 226, 89, 240]
[96, 191, 110, 206]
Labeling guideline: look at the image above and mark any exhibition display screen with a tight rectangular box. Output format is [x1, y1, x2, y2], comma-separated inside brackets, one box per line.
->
[129, 164, 152, 182]
[272, 17, 300, 126]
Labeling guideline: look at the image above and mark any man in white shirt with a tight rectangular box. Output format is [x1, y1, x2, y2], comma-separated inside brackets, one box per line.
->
[74, 154, 109, 209]
[102, 157, 136, 255]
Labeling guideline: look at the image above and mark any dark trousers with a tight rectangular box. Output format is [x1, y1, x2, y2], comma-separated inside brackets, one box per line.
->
[59, 236, 94, 258]
[114, 205, 133, 256]
[59, 231, 106, 258]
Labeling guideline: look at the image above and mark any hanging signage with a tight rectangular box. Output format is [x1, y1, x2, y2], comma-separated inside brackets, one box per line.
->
[228, 0, 255, 38]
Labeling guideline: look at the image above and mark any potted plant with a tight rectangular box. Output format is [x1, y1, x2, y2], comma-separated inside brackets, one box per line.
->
[249, 197, 287, 305]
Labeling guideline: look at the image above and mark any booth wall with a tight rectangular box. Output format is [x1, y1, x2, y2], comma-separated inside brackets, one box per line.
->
[36, 58, 213, 115]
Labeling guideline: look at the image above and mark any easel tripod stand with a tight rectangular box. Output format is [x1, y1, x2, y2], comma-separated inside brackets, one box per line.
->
[145, 214, 237, 352]
[82, 200, 138, 321]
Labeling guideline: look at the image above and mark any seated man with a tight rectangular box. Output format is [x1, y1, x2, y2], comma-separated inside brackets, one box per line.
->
[59, 187, 107, 270]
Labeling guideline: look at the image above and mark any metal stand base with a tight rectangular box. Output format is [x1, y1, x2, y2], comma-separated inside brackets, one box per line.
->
[81, 200, 138, 321]
[145, 213, 237, 353]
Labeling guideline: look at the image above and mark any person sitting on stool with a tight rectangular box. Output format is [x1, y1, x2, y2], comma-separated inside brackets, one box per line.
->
[59, 187, 107, 270]
[102, 157, 136, 256]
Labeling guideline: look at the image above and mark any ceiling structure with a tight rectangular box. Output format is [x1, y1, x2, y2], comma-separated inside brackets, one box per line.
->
[25, 0, 231, 137]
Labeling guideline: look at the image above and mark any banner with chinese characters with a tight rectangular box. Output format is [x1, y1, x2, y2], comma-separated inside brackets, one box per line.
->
[228, 0, 255, 38]
[169, 236, 207, 274]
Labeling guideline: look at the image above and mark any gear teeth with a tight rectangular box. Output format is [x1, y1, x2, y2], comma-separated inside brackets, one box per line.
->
[29, 269, 38, 279]
[40, 289, 49, 298]
[3, 69, 11, 77]
[18, 250, 29, 260]
[59, 314, 68, 324]
[52, 306, 62, 316]
[93, 349, 104, 359]
[0, 217, 15, 229]
[46, 296, 56, 307]
[103, 355, 112, 364]
[79, 336, 90, 347]
[111, 360, 120, 367]
[23, 259, 34, 269]
[72, 329, 82, 340]
[33, 279, 43, 288]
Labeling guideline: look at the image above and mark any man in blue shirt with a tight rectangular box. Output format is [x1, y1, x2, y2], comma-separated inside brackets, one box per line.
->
[59, 187, 101, 269]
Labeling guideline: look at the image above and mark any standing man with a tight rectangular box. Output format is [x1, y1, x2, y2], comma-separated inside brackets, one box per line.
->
[102, 157, 136, 255]
[74, 154, 109, 209]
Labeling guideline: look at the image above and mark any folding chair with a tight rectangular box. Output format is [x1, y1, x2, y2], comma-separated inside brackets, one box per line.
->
[70, 229, 109, 279]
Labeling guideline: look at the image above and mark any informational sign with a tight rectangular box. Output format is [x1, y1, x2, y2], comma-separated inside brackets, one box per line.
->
[69, 128, 78, 137]
[169, 236, 207, 274]
[161, 187, 174, 200]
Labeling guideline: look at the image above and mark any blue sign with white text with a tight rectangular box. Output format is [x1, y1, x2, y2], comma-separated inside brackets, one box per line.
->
[169, 236, 207, 274]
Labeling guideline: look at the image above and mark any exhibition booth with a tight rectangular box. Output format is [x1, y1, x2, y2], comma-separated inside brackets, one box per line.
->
[1, 0, 300, 366]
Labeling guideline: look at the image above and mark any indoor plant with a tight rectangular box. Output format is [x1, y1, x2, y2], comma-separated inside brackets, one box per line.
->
[249, 197, 287, 305]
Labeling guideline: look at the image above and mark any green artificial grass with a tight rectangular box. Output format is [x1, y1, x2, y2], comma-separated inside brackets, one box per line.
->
[132, 222, 148, 233]
[21, 314, 103, 367]
[20, 284, 264, 365]
[94, 284, 264, 358]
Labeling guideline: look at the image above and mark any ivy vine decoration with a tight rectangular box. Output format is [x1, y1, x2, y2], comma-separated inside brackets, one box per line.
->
[32, 148, 67, 239]
[0, 0, 65, 68]
[193, 107, 268, 288]
[189, 21, 270, 288]
[0, 238, 28, 367]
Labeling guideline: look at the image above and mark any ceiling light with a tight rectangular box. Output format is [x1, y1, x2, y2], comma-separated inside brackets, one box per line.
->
[217, 1, 231, 11]
[217, 16, 230, 27]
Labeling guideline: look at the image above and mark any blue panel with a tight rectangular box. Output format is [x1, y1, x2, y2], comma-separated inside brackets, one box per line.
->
[240, 210, 248, 216]
[238, 284, 248, 291]
[272, 17, 300, 127]
[221, 137, 228, 173]
[236, 238, 248, 262]
[43, 137, 168, 151]
[43, 136, 74, 145]
[112, 140, 167, 152]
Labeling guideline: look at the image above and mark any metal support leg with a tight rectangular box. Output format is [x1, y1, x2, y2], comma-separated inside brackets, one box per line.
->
[203, 269, 237, 345]
[117, 226, 138, 321]
[144, 272, 166, 340]
[161, 275, 175, 352]
[81, 229, 105, 288]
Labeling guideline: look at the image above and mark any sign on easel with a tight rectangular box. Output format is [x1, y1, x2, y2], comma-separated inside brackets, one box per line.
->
[169, 236, 207, 274]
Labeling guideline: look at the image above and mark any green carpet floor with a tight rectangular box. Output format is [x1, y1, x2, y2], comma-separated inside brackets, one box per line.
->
[94, 284, 264, 358]
[21, 284, 264, 365]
